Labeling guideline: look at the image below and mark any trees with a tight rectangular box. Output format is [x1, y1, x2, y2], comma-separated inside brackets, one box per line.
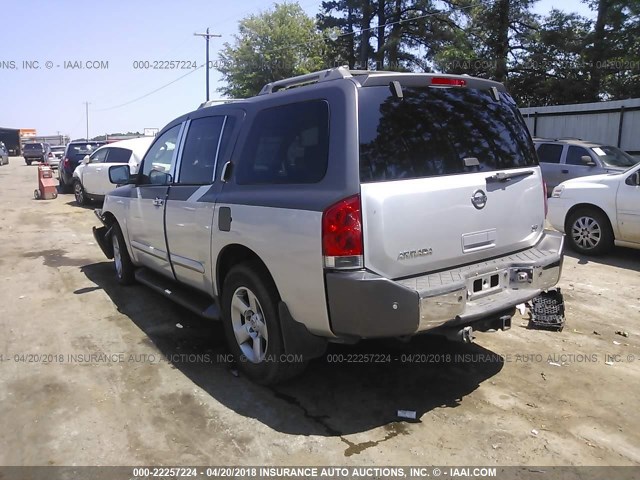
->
[216, 3, 325, 98]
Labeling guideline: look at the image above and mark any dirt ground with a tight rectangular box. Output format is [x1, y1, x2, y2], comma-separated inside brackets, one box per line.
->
[0, 158, 639, 467]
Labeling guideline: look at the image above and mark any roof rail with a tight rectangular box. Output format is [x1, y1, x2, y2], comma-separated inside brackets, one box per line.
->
[198, 98, 244, 109]
[259, 66, 353, 95]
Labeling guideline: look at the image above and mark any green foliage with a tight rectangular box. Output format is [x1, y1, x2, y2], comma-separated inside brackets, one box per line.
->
[216, 3, 326, 98]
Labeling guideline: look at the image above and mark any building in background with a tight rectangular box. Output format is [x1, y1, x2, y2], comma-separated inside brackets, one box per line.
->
[0, 127, 22, 155]
[521, 98, 640, 155]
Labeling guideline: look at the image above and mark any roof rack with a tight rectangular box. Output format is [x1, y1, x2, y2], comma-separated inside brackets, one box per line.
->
[198, 98, 245, 109]
[259, 66, 355, 95]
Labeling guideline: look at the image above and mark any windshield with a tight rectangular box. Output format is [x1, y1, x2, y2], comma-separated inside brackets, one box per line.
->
[66, 142, 105, 160]
[358, 85, 537, 182]
[590, 145, 638, 168]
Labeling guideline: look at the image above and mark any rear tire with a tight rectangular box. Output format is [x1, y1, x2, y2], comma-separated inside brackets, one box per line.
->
[25, 160, 32, 166]
[566, 208, 613, 256]
[111, 223, 135, 285]
[74, 180, 87, 205]
[58, 172, 72, 193]
[221, 262, 307, 385]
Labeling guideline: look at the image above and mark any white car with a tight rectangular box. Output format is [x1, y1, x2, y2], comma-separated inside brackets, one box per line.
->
[72, 137, 154, 205]
[548, 163, 640, 255]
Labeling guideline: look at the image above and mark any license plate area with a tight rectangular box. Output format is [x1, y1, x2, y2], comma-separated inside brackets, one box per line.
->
[467, 270, 507, 300]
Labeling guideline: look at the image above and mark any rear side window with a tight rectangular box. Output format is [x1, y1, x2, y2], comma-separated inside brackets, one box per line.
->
[536, 144, 563, 164]
[358, 86, 537, 182]
[178, 116, 225, 185]
[236, 101, 329, 185]
[105, 147, 131, 163]
[566, 146, 590, 165]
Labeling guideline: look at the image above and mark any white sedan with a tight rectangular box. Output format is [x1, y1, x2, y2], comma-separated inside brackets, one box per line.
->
[72, 137, 154, 205]
[547, 163, 640, 255]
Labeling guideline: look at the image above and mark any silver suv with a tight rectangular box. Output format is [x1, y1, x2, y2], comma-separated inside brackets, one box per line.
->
[93, 67, 564, 384]
[534, 137, 639, 191]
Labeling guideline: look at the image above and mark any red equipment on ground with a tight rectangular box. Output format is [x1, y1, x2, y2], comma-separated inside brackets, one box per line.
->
[34, 165, 58, 200]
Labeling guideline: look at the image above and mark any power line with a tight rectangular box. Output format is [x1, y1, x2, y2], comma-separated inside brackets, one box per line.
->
[95, 65, 204, 112]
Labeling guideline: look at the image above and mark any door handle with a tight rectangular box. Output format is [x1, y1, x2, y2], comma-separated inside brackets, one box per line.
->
[152, 197, 164, 207]
[561, 169, 569, 174]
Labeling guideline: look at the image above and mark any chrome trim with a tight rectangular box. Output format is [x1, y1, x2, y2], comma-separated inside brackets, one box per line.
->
[169, 253, 206, 274]
[212, 116, 228, 183]
[172, 119, 190, 183]
[130, 240, 168, 261]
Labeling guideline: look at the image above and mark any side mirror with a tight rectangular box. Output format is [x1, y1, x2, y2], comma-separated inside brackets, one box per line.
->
[149, 169, 172, 185]
[581, 155, 596, 167]
[109, 164, 132, 185]
[82, 155, 90, 165]
[626, 171, 640, 186]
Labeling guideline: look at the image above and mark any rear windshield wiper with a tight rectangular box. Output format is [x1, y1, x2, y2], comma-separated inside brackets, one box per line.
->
[486, 170, 534, 183]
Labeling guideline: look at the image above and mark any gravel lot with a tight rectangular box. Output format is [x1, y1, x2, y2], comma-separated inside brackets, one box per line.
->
[0, 158, 639, 466]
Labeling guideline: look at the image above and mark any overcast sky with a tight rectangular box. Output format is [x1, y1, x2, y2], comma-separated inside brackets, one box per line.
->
[0, 0, 594, 140]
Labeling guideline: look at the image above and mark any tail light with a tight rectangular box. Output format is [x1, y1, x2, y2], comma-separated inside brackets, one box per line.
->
[542, 180, 548, 217]
[48, 152, 53, 158]
[431, 77, 467, 87]
[322, 194, 363, 269]
[63, 157, 70, 170]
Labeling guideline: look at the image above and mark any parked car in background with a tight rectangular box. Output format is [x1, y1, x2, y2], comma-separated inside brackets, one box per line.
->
[548, 163, 640, 255]
[0, 142, 8, 165]
[58, 141, 106, 192]
[23, 142, 52, 165]
[72, 137, 154, 205]
[49, 145, 66, 169]
[534, 138, 639, 191]
[93, 67, 564, 384]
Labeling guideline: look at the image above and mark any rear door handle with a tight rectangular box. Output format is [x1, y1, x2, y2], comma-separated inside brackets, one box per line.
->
[152, 197, 164, 207]
[561, 169, 569, 174]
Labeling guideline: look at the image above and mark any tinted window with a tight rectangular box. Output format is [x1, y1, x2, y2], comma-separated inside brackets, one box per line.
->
[566, 146, 590, 165]
[105, 147, 131, 163]
[178, 116, 225, 185]
[66, 142, 105, 161]
[536, 144, 563, 164]
[358, 86, 537, 182]
[24, 144, 43, 151]
[236, 101, 329, 185]
[89, 149, 108, 163]
[141, 125, 181, 184]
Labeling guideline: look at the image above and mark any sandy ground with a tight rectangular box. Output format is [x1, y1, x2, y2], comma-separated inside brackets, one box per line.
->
[0, 157, 639, 467]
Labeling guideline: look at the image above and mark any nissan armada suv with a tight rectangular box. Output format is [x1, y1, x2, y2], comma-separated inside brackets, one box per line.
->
[93, 67, 564, 384]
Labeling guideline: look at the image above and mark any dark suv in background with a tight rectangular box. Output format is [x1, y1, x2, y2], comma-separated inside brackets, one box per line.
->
[58, 141, 106, 192]
[23, 142, 52, 165]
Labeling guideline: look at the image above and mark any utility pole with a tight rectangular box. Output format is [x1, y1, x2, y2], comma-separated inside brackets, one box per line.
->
[194, 28, 221, 101]
[84, 101, 91, 140]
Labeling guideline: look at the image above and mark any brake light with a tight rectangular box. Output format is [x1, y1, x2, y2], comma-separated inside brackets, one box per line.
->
[322, 195, 363, 269]
[48, 152, 53, 158]
[543, 181, 548, 217]
[431, 77, 467, 87]
[63, 157, 70, 170]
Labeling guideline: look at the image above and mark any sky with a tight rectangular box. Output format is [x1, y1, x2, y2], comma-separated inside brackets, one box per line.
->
[0, 0, 594, 140]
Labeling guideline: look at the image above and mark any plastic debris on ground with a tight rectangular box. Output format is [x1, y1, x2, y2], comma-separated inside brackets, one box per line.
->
[529, 289, 565, 331]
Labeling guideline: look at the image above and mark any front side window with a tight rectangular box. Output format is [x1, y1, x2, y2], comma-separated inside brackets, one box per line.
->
[178, 116, 225, 185]
[536, 144, 563, 164]
[89, 148, 108, 163]
[141, 125, 181, 184]
[236, 101, 329, 185]
[565, 146, 590, 166]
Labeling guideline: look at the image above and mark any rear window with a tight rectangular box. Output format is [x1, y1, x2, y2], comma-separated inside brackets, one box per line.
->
[66, 142, 104, 160]
[24, 144, 42, 151]
[50, 146, 65, 152]
[358, 86, 537, 182]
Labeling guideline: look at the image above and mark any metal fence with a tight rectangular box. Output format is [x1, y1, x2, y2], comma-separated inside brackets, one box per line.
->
[520, 98, 640, 154]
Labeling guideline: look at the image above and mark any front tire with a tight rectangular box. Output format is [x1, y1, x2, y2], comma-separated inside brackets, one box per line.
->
[74, 180, 87, 205]
[566, 208, 613, 255]
[221, 262, 306, 385]
[111, 223, 135, 285]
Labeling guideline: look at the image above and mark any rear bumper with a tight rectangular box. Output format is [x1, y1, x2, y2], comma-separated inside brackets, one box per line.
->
[326, 230, 564, 339]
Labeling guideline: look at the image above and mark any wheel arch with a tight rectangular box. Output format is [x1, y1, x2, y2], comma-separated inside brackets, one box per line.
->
[100, 210, 136, 261]
[215, 244, 279, 300]
[564, 203, 615, 240]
